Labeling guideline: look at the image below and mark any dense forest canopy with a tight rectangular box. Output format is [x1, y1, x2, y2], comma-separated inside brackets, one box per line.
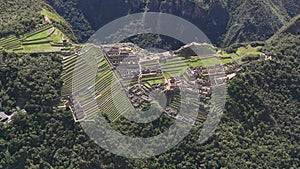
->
[0, 0, 43, 37]
[0, 52, 63, 113]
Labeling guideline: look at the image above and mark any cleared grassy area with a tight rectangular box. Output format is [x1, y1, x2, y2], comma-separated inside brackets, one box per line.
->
[49, 29, 66, 42]
[164, 67, 188, 77]
[24, 28, 65, 43]
[0, 25, 71, 53]
[159, 57, 190, 78]
[164, 69, 185, 78]
[148, 79, 165, 85]
[23, 24, 53, 38]
[41, 8, 65, 23]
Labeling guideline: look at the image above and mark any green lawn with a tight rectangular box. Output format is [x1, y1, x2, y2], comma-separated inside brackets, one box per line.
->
[164, 65, 188, 77]
[202, 57, 221, 66]
[26, 29, 65, 43]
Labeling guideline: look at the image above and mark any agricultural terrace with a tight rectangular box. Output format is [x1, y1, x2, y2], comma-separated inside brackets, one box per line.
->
[94, 53, 135, 122]
[61, 54, 78, 97]
[0, 23, 73, 53]
[65, 46, 134, 122]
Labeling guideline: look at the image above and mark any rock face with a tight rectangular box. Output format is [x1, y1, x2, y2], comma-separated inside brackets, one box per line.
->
[46, 0, 300, 46]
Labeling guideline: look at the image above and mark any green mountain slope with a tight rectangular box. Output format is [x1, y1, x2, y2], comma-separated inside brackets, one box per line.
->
[267, 14, 300, 57]
[223, 14, 300, 168]
[46, 0, 300, 46]
[271, 14, 300, 37]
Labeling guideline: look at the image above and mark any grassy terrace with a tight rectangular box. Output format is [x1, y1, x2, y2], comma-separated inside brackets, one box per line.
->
[25, 27, 55, 41]
[174, 45, 262, 68]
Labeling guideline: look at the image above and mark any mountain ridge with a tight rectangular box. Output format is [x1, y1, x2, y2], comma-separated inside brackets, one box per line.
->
[46, 0, 300, 46]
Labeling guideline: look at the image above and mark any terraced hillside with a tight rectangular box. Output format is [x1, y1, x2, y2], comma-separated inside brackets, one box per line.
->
[0, 5, 76, 53]
[0, 24, 73, 53]
[63, 46, 135, 122]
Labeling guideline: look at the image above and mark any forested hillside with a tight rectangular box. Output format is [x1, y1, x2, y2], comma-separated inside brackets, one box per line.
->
[0, 1, 299, 168]
[0, 14, 299, 168]
[0, 53, 63, 114]
[0, 0, 43, 37]
[46, 0, 300, 46]
[0, 37, 298, 168]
